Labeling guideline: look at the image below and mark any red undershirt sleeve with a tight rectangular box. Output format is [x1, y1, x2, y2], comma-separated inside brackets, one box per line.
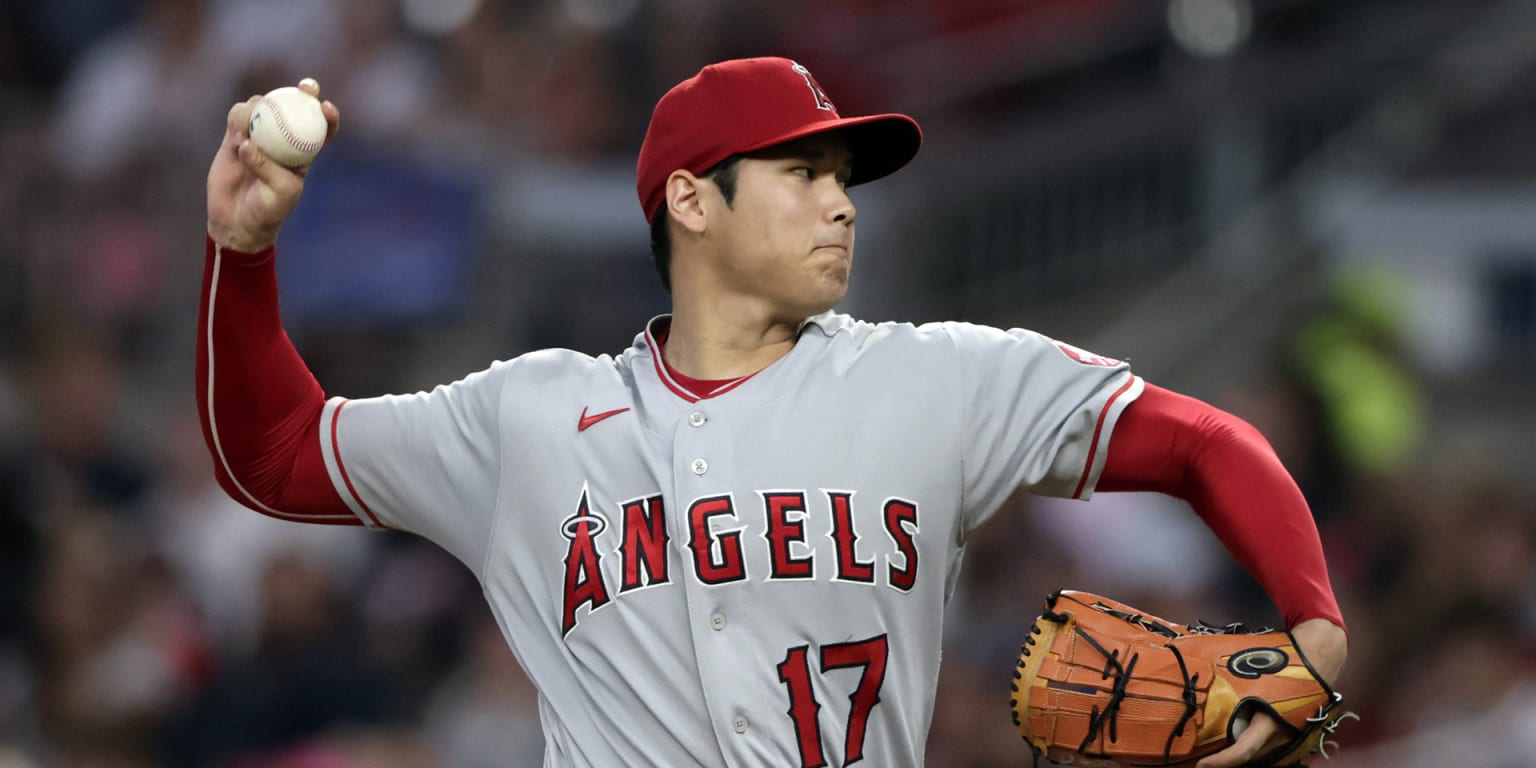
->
[196, 234, 357, 524]
[1099, 382, 1344, 631]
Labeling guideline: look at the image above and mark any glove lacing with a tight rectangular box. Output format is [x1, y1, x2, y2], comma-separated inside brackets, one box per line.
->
[1071, 626, 1137, 754]
[1066, 623, 1201, 765]
[1164, 643, 1200, 763]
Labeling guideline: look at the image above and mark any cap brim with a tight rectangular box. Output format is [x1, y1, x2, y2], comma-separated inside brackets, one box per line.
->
[736, 113, 923, 188]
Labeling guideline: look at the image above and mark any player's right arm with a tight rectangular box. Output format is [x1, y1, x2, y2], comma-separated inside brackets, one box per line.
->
[201, 87, 509, 570]
[199, 84, 355, 523]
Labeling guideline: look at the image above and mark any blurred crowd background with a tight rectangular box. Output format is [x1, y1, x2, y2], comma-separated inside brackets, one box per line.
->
[1, 0, 1534, 765]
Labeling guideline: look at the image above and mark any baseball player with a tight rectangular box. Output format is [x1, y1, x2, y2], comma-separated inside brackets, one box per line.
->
[201, 59, 1347, 766]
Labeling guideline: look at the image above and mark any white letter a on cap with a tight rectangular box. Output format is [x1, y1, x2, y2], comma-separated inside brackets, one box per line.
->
[790, 62, 836, 112]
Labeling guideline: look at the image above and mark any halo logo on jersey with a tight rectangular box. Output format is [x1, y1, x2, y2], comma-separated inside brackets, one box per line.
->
[560, 488, 611, 636]
[561, 488, 672, 636]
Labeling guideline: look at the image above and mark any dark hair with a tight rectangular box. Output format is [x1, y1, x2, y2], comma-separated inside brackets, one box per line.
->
[649, 155, 742, 294]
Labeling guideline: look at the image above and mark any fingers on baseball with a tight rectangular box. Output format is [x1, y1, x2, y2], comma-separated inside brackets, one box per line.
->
[238, 138, 302, 190]
[321, 100, 341, 143]
[287, 77, 340, 147]
[226, 98, 254, 135]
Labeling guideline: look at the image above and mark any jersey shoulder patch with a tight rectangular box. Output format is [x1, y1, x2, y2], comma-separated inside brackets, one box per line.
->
[1049, 339, 1122, 367]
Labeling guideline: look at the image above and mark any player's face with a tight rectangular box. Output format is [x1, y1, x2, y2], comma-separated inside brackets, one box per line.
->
[704, 133, 857, 322]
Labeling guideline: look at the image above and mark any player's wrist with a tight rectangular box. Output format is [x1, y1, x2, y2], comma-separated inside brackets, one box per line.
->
[208, 220, 278, 255]
[1289, 618, 1348, 686]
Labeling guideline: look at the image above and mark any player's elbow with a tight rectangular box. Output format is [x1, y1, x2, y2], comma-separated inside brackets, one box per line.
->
[206, 446, 361, 525]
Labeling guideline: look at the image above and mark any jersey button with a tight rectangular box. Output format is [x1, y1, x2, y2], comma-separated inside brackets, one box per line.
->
[732, 717, 748, 734]
[710, 613, 726, 630]
[691, 458, 708, 475]
[688, 411, 707, 427]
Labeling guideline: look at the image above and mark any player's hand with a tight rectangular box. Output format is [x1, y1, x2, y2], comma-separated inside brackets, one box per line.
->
[206, 79, 340, 253]
[1195, 618, 1347, 767]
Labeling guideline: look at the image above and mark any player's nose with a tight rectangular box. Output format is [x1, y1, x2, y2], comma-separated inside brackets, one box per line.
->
[826, 181, 856, 226]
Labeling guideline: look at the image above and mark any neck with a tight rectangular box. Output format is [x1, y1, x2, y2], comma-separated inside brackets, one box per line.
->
[663, 297, 804, 380]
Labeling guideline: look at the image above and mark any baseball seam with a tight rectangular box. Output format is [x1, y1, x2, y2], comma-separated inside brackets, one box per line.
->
[265, 99, 323, 154]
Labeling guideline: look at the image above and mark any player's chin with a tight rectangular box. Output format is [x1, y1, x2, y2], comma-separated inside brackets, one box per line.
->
[804, 273, 850, 314]
[802, 249, 850, 295]
[822, 262, 851, 287]
[813, 251, 851, 281]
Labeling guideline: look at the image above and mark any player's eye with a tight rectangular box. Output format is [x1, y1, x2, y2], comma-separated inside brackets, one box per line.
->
[790, 166, 814, 179]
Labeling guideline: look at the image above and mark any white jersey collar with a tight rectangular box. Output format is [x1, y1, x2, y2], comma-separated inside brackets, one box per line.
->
[637, 311, 848, 403]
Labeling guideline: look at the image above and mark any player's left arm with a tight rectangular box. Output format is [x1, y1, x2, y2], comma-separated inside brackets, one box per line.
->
[1099, 383, 1347, 767]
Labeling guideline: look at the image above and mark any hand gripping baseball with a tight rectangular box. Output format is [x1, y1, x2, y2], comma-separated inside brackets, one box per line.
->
[206, 78, 339, 253]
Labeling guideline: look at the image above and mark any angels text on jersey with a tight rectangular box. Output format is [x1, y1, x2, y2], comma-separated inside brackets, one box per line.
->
[561, 485, 920, 636]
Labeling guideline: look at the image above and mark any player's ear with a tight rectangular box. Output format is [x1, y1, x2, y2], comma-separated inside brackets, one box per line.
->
[665, 170, 709, 235]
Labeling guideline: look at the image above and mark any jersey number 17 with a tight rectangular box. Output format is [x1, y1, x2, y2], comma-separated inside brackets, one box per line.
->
[776, 634, 889, 768]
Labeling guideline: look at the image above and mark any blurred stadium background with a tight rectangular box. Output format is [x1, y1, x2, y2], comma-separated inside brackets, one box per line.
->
[1, 0, 1533, 765]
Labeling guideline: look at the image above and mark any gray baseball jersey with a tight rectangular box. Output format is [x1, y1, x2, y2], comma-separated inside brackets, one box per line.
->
[316, 311, 1143, 767]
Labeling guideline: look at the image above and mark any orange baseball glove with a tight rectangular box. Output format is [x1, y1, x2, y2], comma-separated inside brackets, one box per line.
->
[1010, 590, 1354, 767]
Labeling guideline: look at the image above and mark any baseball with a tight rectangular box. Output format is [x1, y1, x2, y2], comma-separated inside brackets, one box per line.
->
[248, 83, 327, 168]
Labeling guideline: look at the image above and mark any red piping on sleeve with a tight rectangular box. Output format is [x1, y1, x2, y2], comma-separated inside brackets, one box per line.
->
[329, 400, 385, 528]
[1071, 376, 1138, 500]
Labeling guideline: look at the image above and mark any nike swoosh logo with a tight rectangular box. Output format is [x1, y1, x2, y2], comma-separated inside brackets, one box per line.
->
[578, 406, 631, 432]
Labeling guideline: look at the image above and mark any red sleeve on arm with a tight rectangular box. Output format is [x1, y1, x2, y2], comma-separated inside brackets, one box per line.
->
[196, 235, 358, 524]
[1100, 383, 1344, 630]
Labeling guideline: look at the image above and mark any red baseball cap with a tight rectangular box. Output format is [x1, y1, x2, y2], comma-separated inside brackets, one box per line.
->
[636, 57, 923, 222]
